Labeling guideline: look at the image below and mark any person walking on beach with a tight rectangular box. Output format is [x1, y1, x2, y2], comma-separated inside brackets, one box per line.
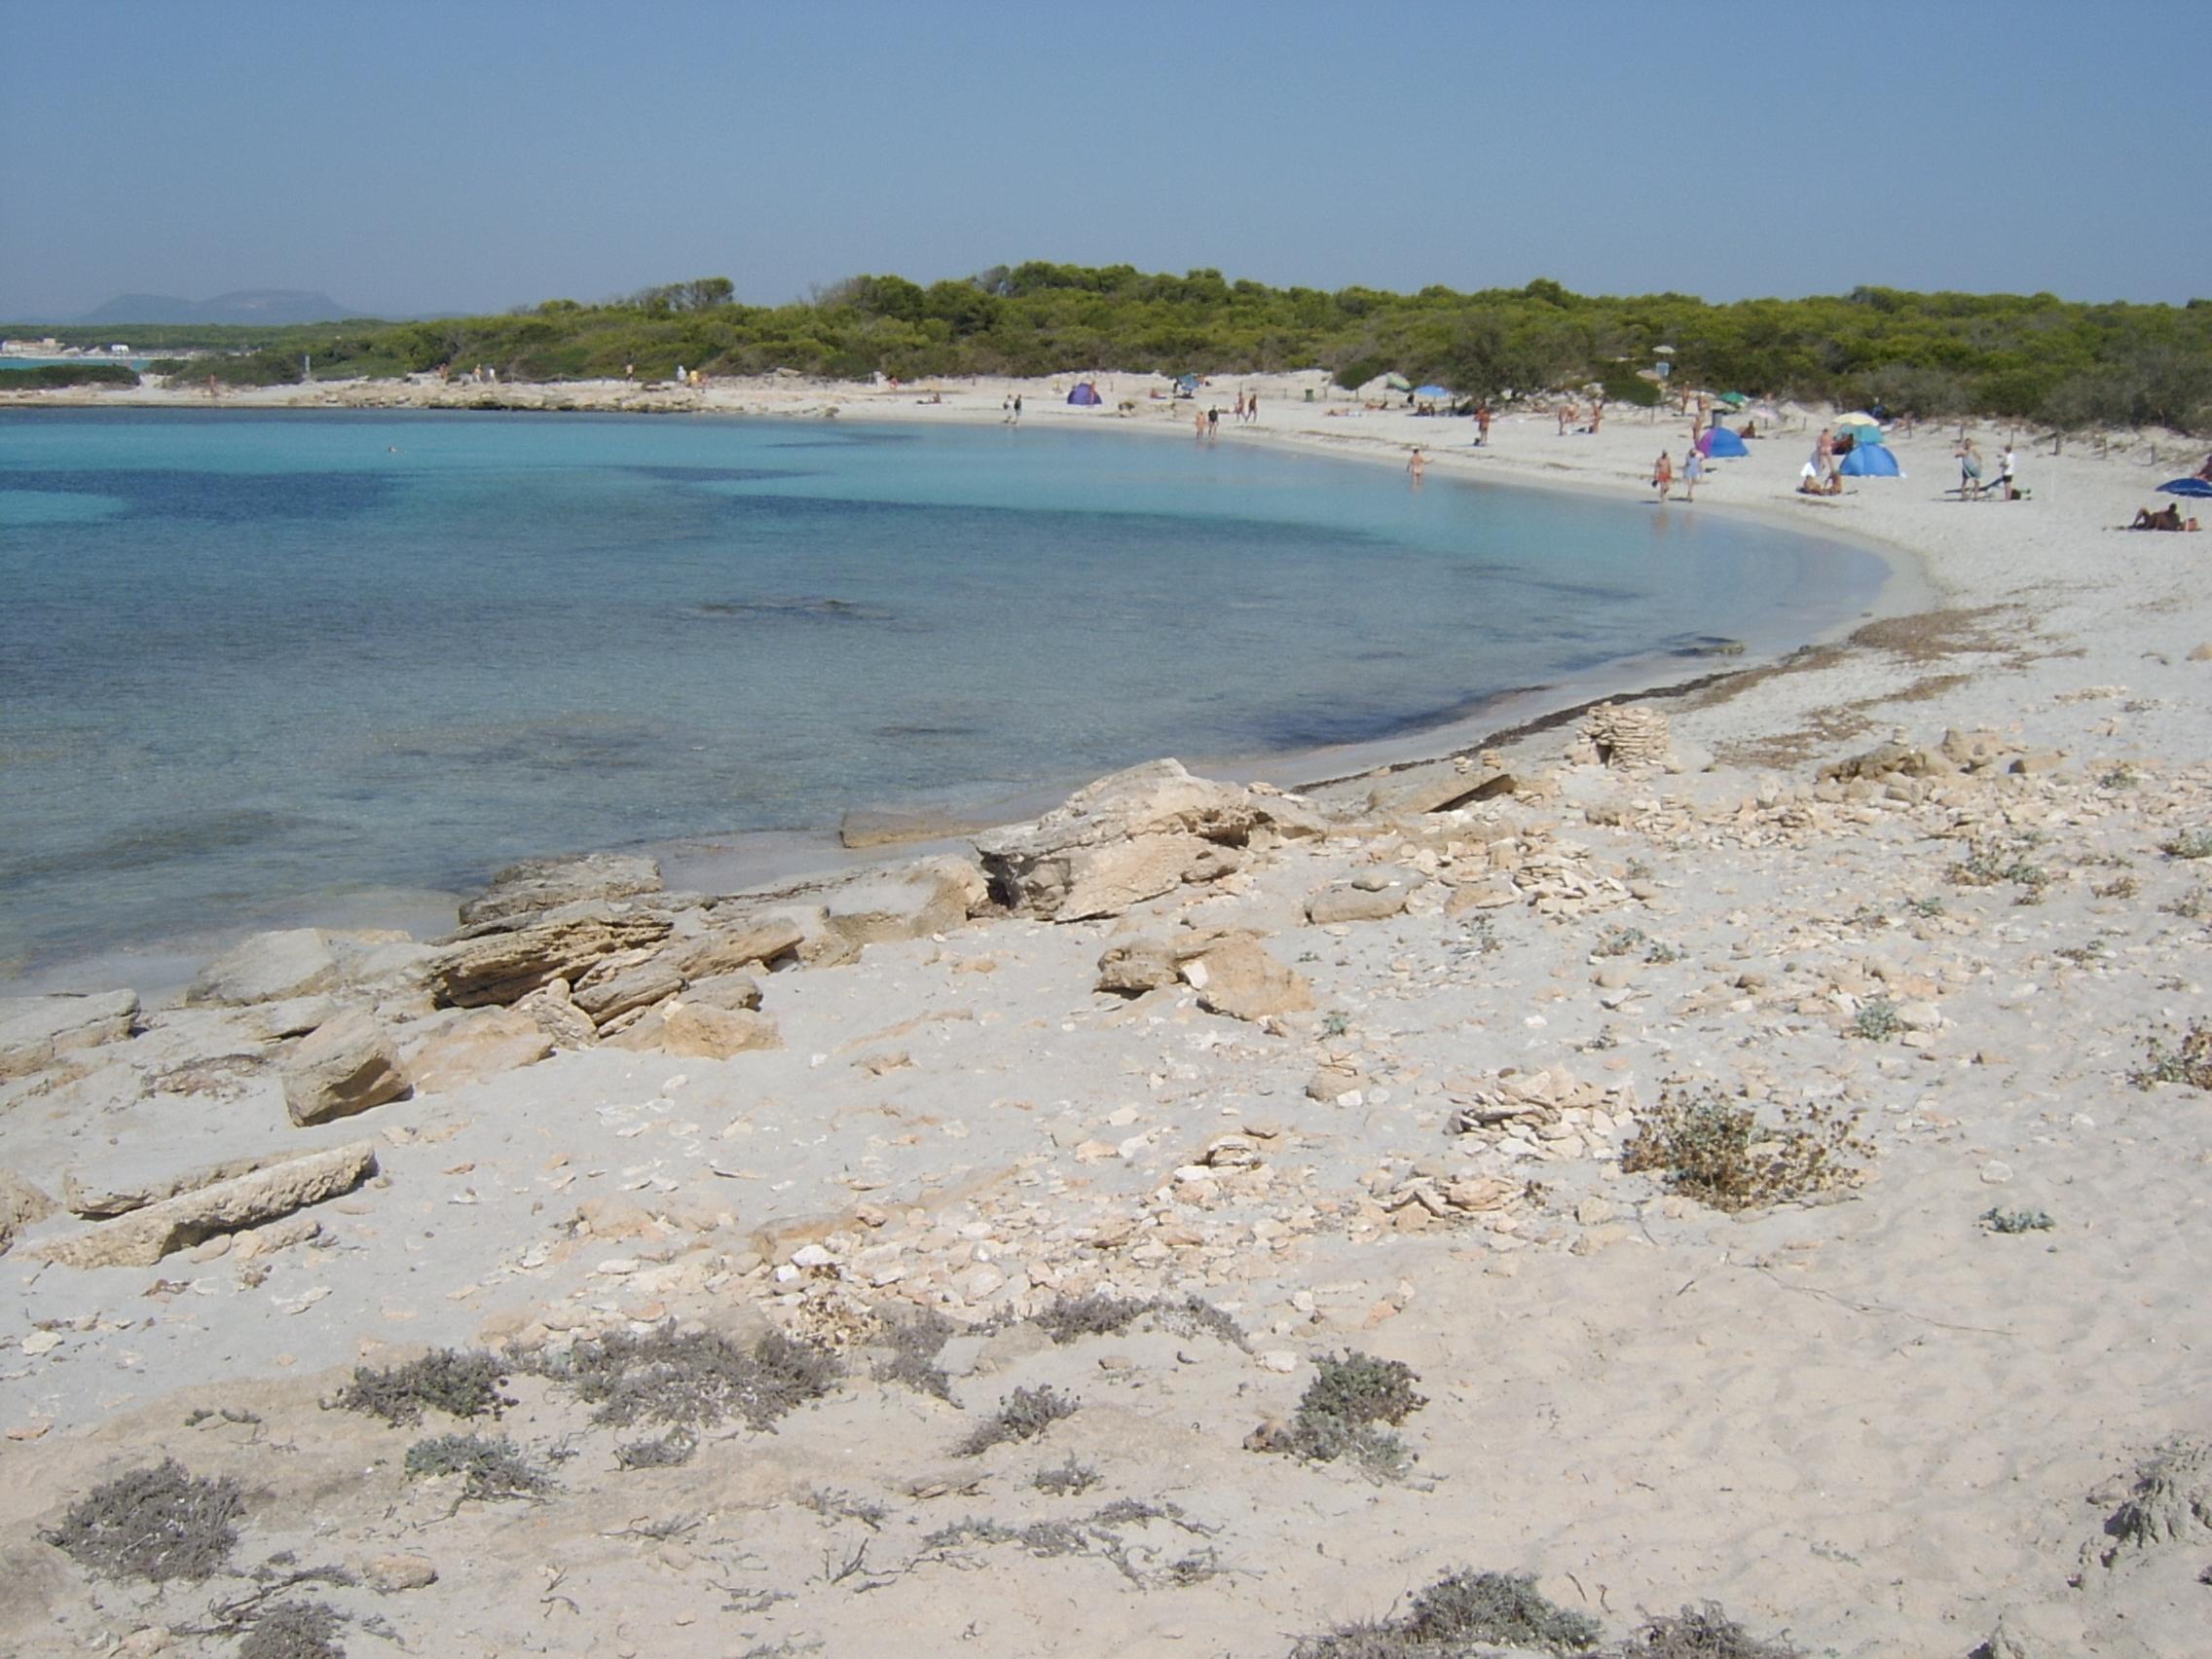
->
[1233, 391, 1246, 424]
[1407, 448, 1426, 487]
[1652, 450, 1674, 501]
[1012, 393, 1022, 425]
[1682, 445, 1704, 501]
[1206, 405, 1220, 440]
[1996, 444, 2017, 500]
[1246, 392, 1259, 424]
[1475, 404, 1492, 446]
[1958, 438, 1982, 499]
[1194, 405, 1207, 441]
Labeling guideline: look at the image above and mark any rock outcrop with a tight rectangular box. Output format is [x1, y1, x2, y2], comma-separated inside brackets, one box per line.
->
[427, 910, 674, 1008]
[1181, 939, 1314, 1022]
[823, 855, 990, 950]
[977, 760, 1325, 920]
[27, 1141, 379, 1269]
[458, 851, 664, 927]
[281, 1010, 411, 1125]
[0, 1167, 58, 1255]
[184, 928, 341, 1006]
[405, 1007, 554, 1093]
[609, 1003, 782, 1059]
[0, 989, 139, 1080]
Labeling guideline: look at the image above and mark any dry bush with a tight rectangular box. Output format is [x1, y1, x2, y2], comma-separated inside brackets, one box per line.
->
[537, 1323, 840, 1430]
[873, 1306, 958, 1400]
[956, 1385, 1079, 1456]
[1613, 1604, 1801, 1658]
[2128, 1019, 2212, 1090]
[1622, 1088, 1869, 1211]
[1291, 1567, 1602, 1656]
[331, 1347, 506, 1425]
[402, 1433, 550, 1501]
[237, 1601, 349, 1659]
[44, 1459, 243, 1582]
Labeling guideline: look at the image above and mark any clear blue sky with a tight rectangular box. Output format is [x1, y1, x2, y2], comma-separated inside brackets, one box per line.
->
[3, 0, 2206, 320]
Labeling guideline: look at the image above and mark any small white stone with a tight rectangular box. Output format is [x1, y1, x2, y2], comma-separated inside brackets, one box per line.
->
[1978, 1161, 2014, 1185]
[1259, 1350, 1298, 1374]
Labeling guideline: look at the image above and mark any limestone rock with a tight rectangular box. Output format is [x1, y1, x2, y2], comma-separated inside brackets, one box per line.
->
[1307, 1064, 1369, 1103]
[682, 972, 764, 1012]
[0, 989, 139, 1080]
[0, 1166, 58, 1254]
[839, 805, 993, 849]
[513, 978, 597, 1047]
[1094, 930, 1235, 995]
[28, 1141, 378, 1269]
[572, 961, 686, 1025]
[282, 1011, 411, 1125]
[1306, 881, 1412, 925]
[64, 1153, 279, 1219]
[667, 916, 804, 977]
[185, 928, 341, 1007]
[458, 851, 663, 927]
[610, 1004, 782, 1059]
[406, 1007, 553, 1093]
[1182, 939, 1313, 1022]
[1367, 768, 1520, 816]
[1581, 704, 1673, 769]
[824, 855, 987, 950]
[977, 758, 1322, 920]
[427, 911, 673, 1007]
[361, 1553, 439, 1593]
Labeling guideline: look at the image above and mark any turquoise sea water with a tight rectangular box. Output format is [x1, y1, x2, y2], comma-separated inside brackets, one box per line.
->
[0, 409, 1885, 975]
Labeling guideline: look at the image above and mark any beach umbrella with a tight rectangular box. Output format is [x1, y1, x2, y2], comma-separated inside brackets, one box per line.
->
[1715, 391, 1749, 408]
[1382, 373, 1413, 391]
[1414, 385, 1454, 401]
[1837, 441, 1904, 478]
[2157, 478, 2212, 498]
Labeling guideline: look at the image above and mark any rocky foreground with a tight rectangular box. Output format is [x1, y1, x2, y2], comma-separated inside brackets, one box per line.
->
[6, 679, 2212, 1655]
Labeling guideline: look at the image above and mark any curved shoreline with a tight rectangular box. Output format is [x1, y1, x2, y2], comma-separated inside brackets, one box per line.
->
[0, 372, 2181, 996]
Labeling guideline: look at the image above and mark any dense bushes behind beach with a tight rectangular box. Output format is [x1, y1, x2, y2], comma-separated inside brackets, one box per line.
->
[14, 263, 2211, 430]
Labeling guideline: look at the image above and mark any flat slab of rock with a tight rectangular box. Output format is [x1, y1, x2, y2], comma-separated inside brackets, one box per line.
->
[1181, 939, 1314, 1022]
[186, 928, 342, 1007]
[669, 916, 804, 977]
[282, 1010, 411, 1125]
[1306, 881, 1413, 925]
[824, 856, 987, 949]
[0, 989, 139, 1080]
[459, 851, 663, 927]
[406, 1007, 553, 1093]
[573, 961, 686, 1025]
[64, 1152, 280, 1220]
[610, 1004, 781, 1059]
[28, 1141, 378, 1269]
[427, 912, 673, 1008]
[839, 806, 995, 849]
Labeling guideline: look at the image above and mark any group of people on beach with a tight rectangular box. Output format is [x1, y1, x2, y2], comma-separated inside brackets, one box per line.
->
[1231, 390, 1260, 424]
[1952, 438, 2020, 500]
[1650, 446, 1702, 502]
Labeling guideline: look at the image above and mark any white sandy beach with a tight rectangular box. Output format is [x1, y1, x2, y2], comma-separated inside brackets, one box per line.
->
[4, 370, 2212, 1657]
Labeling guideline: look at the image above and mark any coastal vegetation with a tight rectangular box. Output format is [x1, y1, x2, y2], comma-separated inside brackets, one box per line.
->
[11, 263, 2212, 428]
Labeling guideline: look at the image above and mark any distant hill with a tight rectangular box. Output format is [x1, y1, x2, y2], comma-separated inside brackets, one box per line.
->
[76, 289, 374, 326]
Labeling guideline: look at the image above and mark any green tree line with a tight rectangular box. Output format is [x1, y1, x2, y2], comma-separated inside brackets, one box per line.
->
[10, 265, 2209, 430]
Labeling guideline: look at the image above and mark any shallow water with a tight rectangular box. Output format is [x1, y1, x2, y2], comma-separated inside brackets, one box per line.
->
[0, 409, 1885, 975]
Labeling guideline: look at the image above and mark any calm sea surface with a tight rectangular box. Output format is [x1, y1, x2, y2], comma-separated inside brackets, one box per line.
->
[0, 409, 1885, 976]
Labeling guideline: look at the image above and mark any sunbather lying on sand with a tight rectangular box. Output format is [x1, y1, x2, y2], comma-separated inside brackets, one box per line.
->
[2129, 504, 2190, 531]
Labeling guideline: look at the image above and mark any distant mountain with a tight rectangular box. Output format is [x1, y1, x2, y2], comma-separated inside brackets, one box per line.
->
[75, 289, 375, 326]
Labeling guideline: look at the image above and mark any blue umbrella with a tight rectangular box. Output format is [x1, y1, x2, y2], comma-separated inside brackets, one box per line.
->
[1414, 385, 1454, 401]
[2157, 477, 2212, 498]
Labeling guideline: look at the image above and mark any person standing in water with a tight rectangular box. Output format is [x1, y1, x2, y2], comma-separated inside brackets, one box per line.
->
[1407, 448, 1426, 487]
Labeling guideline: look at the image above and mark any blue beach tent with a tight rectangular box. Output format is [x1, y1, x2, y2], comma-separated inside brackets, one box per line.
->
[1697, 425, 1750, 460]
[1838, 442, 1903, 478]
[1067, 381, 1102, 406]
